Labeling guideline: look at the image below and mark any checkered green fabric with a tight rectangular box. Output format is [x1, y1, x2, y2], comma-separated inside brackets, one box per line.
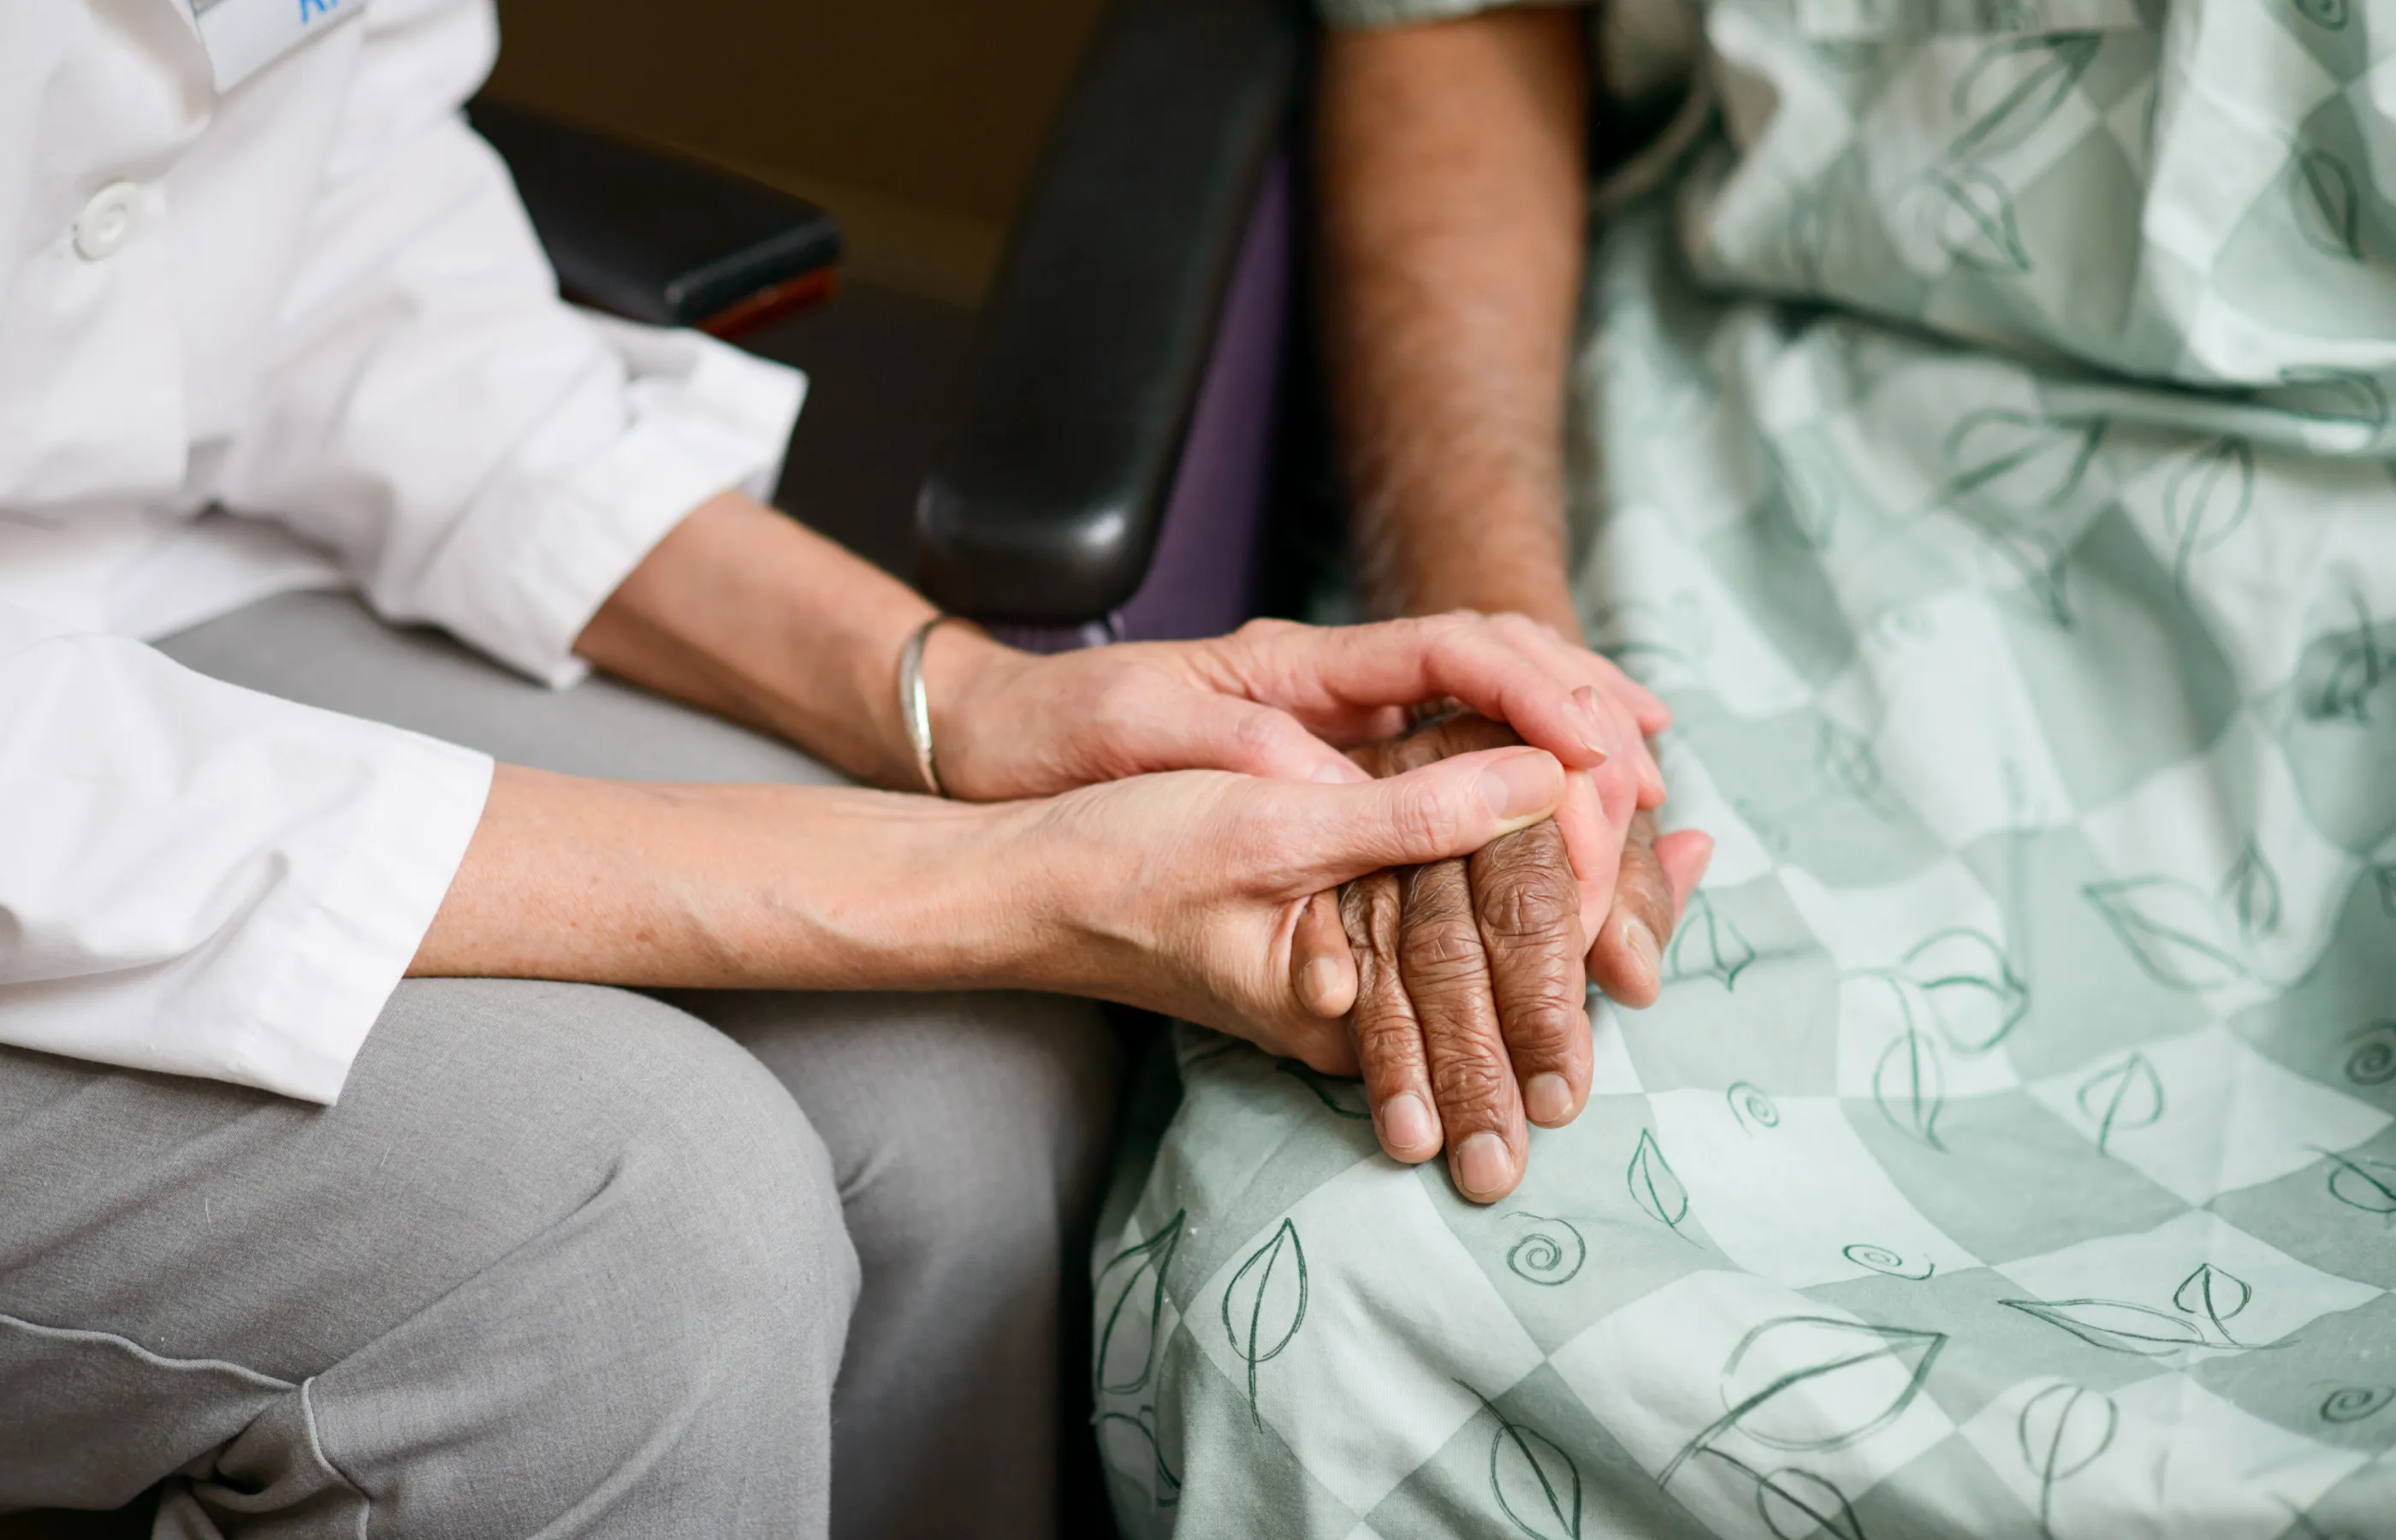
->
[1094, 2, 2396, 1535]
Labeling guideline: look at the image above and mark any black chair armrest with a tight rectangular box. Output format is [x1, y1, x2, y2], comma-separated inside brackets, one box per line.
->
[914, 0, 1302, 625]
[467, 98, 842, 335]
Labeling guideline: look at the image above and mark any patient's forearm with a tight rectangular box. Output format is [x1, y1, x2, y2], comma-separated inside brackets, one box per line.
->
[409, 765, 1036, 990]
[1318, 9, 1588, 634]
[1320, 22, 1710, 1027]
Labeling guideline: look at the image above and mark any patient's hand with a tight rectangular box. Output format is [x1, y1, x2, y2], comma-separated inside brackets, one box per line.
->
[1311, 713, 1709, 1202]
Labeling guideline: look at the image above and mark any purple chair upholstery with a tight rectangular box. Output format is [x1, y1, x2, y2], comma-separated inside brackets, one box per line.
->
[989, 156, 1293, 654]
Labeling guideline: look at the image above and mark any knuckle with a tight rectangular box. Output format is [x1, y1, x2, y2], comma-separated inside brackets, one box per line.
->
[1400, 858, 1474, 916]
[1343, 889, 1405, 995]
[1346, 871, 1403, 942]
[1230, 705, 1292, 759]
[1427, 1050, 1511, 1114]
[1349, 984, 1425, 1063]
[1422, 622, 1474, 667]
[1495, 975, 1588, 1050]
[1351, 1003, 1423, 1063]
[1347, 949, 1393, 1008]
[1399, 923, 1489, 988]
[1471, 848, 1579, 944]
[1477, 876, 1579, 945]
[1397, 926, 1494, 1004]
[1390, 786, 1461, 855]
[1400, 914, 1483, 979]
[1414, 611, 1476, 653]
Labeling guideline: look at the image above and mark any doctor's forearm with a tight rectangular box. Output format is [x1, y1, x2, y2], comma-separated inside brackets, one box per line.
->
[406, 765, 1042, 990]
[1319, 10, 1588, 634]
[571, 490, 1013, 791]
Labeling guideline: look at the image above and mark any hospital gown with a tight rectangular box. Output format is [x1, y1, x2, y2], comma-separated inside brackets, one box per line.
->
[1094, 1, 2396, 1534]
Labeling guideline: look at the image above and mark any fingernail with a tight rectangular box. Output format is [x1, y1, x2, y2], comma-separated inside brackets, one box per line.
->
[1526, 1072, 1574, 1126]
[1624, 918, 1661, 986]
[1479, 752, 1562, 820]
[1314, 757, 1369, 785]
[1573, 685, 1616, 761]
[1299, 957, 1343, 1015]
[1378, 1092, 1435, 1153]
[1455, 1132, 1515, 1199]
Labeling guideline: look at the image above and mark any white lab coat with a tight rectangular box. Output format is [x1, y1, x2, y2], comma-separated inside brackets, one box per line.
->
[0, 0, 806, 1101]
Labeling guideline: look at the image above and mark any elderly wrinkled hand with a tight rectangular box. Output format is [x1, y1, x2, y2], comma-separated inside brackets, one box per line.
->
[1285, 712, 1711, 1203]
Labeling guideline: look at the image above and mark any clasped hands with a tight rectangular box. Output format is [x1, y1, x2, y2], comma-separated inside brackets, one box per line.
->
[924, 611, 1711, 1203]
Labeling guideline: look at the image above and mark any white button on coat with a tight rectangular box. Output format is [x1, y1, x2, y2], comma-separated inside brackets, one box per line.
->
[72, 180, 142, 260]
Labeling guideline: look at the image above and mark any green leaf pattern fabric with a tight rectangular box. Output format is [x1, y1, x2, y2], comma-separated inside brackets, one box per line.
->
[1094, 1, 2396, 1534]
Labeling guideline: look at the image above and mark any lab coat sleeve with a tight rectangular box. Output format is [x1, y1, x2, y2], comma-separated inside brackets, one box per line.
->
[208, 0, 806, 687]
[0, 601, 493, 1103]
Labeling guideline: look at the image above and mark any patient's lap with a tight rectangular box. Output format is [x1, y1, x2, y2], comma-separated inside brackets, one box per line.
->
[1096, 216, 2396, 1538]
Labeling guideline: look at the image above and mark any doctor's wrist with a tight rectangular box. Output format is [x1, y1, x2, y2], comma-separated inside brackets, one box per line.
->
[904, 622, 1033, 800]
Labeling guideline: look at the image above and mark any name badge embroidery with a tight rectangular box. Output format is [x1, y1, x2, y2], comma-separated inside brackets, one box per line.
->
[187, 0, 367, 94]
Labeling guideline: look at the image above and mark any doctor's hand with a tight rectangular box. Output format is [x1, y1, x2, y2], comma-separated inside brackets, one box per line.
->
[1287, 712, 1711, 1203]
[1018, 744, 1574, 1057]
[414, 745, 1572, 1070]
[575, 492, 1664, 812]
[920, 610, 1669, 806]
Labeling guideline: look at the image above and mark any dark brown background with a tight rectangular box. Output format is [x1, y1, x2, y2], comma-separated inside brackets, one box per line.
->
[484, 0, 1113, 305]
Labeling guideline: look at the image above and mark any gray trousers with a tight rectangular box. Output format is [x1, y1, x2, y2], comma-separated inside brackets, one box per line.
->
[0, 591, 1118, 1539]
